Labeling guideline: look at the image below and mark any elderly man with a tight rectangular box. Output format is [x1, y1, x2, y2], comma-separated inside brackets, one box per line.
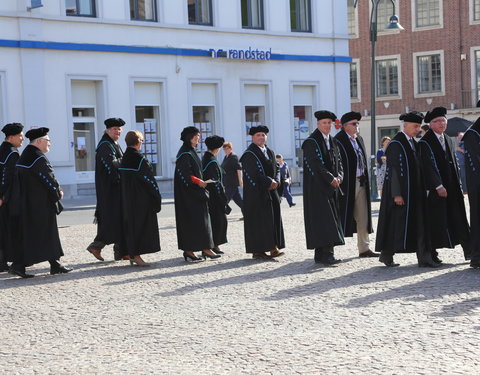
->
[240, 125, 285, 260]
[11, 127, 71, 278]
[302, 110, 344, 265]
[376, 111, 439, 268]
[335, 111, 377, 258]
[86, 118, 125, 262]
[419, 107, 470, 263]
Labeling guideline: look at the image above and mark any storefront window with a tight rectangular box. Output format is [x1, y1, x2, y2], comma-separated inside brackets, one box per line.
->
[293, 105, 312, 167]
[136, 106, 161, 176]
[245, 106, 265, 148]
[193, 106, 215, 157]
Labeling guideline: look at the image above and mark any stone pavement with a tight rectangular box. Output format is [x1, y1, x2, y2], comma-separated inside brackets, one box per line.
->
[1, 198, 480, 374]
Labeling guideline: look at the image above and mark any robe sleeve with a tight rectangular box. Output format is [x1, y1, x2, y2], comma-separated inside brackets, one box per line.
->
[0, 152, 19, 201]
[97, 143, 121, 184]
[303, 139, 335, 186]
[241, 152, 274, 189]
[385, 142, 404, 198]
[138, 158, 162, 212]
[419, 141, 442, 190]
[32, 157, 62, 203]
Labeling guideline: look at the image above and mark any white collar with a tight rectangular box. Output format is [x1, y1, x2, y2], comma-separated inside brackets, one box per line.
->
[402, 131, 412, 141]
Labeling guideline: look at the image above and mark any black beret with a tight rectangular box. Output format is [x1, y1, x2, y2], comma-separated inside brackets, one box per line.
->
[399, 111, 424, 124]
[424, 107, 447, 123]
[314, 110, 337, 121]
[104, 118, 126, 128]
[205, 135, 225, 150]
[249, 125, 269, 136]
[2, 123, 24, 136]
[341, 111, 362, 125]
[25, 127, 49, 141]
[180, 126, 200, 141]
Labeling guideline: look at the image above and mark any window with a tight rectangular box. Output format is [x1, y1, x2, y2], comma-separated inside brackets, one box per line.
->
[474, 0, 480, 21]
[377, 0, 394, 30]
[290, 0, 311, 32]
[241, 0, 264, 29]
[350, 62, 359, 99]
[415, 0, 440, 27]
[66, 0, 96, 17]
[347, 0, 357, 36]
[130, 0, 157, 22]
[188, 0, 213, 25]
[376, 59, 398, 96]
[417, 54, 441, 93]
[474, 51, 480, 103]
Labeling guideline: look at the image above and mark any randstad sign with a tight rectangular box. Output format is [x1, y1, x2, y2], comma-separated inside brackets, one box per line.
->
[209, 47, 272, 61]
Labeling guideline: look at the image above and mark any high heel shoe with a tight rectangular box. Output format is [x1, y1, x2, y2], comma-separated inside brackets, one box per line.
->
[183, 252, 203, 262]
[202, 251, 221, 260]
[129, 257, 150, 267]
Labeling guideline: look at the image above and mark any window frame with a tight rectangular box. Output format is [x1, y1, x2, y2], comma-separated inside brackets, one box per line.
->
[374, 55, 402, 100]
[130, 0, 158, 22]
[290, 0, 312, 33]
[411, 0, 443, 31]
[413, 50, 445, 98]
[347, 0, 359, 38]
[241, 0, 264, 30]
[350, 59, 361, 103]
[470, 0, 480, 24]
[188, 0, 213, 26]
[65, 0, 97, 18]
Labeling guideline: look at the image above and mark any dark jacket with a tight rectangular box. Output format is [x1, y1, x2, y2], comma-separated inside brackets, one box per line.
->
[221, 152, 242, 188]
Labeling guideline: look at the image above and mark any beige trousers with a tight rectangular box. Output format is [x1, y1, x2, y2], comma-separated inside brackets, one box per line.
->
[353, 178, 370, 253]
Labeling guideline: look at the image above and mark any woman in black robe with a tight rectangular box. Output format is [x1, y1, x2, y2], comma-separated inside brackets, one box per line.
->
[119, 131, 162, 266]
[174, 126, 217, 261]
[202, 136, 229, 254]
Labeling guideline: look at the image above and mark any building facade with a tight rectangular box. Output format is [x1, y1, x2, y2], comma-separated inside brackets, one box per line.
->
[0, 0, 351, 196]
[348, 0, 480, 156]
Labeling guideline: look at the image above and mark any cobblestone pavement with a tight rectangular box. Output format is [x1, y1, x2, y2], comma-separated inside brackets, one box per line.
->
[1, 198, 480, 374]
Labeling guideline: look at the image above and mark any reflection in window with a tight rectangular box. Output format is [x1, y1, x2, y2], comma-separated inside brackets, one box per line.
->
[66, 0, 96, 17]
[130, 0, 157, 22]
[290, 0, 311, 32]
[241, 0, 264, 29]
[188, 0, 213, 26]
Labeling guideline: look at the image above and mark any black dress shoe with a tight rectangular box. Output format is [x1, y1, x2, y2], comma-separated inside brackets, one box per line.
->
[50, 265, 73, 275]
[470, 261, 480, 269]
[252, 252, 272, 260]
[382, 261, 400, 267]
[418, 261, 441, 268]
[289, 203, 296, 207]
[316, 257, 341, 265]
[432, 255, 443, 264]
[212, 248, 224, 255]
[359, 250, 380, 258]
[9, 268, 34, 278]
[0, 263, 9, 272]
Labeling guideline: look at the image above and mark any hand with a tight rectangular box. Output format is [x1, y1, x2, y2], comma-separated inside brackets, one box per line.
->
[330, 178, 340, 188]
[381, 156, 387, 162]
[0, 199, 3, 207]
[394, 196, 404, 205]
[59, 190, 64, 200]
[268, 181, 278, 190]
[437, 187, 447, 198]
[199, 181, 208, 188]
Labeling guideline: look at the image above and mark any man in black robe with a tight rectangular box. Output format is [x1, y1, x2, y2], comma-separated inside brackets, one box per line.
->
[119, 130, 161, 266]
[203, 135, 229, 254]
[11, 127, 72, 278]
[221, 142, 244, 216]
[0, 123, 24, 272]
[240, 125, 285, 260]
[463, 117, 480, 269]
[302, 110, 344, 265]
[86, 118, 125, 262]
[335, 112, 377, 258]
[376, 111, 439, 267]
[419, 107, 470, 263]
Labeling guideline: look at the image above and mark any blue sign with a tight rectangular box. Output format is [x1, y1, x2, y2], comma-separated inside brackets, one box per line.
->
[30, 0, 43, 9]
[210, 47, 272, 61]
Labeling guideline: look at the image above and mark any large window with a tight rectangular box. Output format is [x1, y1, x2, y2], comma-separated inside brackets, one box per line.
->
[290, 0, 311, 32]
[350, 62, 359, 99]
[130, 0, 157, 22]
[376, 59, 398, 97]
[474, 0, 480, 21]
[347, 0, 357, 36]
[377, 0, 394, 30]
[417, 54, 442, 93]
[241, 0, 264, 29]
[188, 0, 213, 25]
[415, 0, 440, 27]
[66, 0, 96, 17]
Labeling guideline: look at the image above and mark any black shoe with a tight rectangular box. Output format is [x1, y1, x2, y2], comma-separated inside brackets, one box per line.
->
[212, 248, 224, 255]
[418, 261, 441, 268]
[289, 203, 296, 207]
[183, 252, 204, 262]
[316, 257, 341, 265]
[432, 255, 443, 264]
[252, 252, 272, 260]
[9, 267, 34, 278]
[379, 257, 399, 267]
[359, 250, 380, 258]
[470, 261, 480, 269]
[0, 263, 9, 272]
[202, 251, 221, 260]
[50, 265, 73, 275]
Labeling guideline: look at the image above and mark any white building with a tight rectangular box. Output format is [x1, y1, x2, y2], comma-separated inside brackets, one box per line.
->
[0, 0, 351, 196]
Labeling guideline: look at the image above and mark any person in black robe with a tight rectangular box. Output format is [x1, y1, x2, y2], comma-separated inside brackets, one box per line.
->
[302, 110, 344, 265]
[376, 111, 439, 268]
[463, 117, 480, 269]
[86, 118, 125, 262]
[174, 126, 218, 261]
[202, 135, 230, 255]
[240, 125, 285, 260]
[419, 107, 470, 263]
[0, 123, 24, 272]
[335, 112, 377, 258]
[119, 130, 161, 267]
[11, 127, 72, 278]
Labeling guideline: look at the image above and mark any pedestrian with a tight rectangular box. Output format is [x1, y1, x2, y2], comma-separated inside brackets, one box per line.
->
[240, 125, 285, 260]
[276, 154, 296, 207]
[221, 142, 244, 217]
[335, 111, 378, 258]
[118, 130, 161, 267]
[376, 111, 439, 268]
[202, 135, 229, 255]
[455, 132, 467, 194]
[11, 127, 72, 278]
[0, 123, 24, 273]
[302, 110, 344, 265]
[376, 136, 390, 195]
[462, 117, 480, 269]
[419, 107, 470, 263]
[86, 118, 126, 262]
[174, 126, 218, 261]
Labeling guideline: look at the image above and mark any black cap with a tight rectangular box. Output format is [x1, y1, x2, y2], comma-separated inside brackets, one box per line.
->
[249, 125, 269, 136]
[180, 126, 200, 141]
[424, 107, 447, 123]
[2, 123, 24, 136]
[25, 127, 49, 141]
[341, 111, 362, 125]
[399, 111, 424, 124]
[205, 135, 225, 150]
[314, 110, 337, 121]
[104, 118, 126, 128]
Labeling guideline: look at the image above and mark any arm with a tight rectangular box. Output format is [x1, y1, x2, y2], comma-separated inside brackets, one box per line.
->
[33, 157, 62, 203]
[303, 140, 336, 187]
[98, 143, 122, 184]
[418, 141, 443, 191]
[242, 153, 274, 190]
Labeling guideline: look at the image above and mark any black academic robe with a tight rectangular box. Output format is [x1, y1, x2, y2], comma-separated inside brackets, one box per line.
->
[302, 129, 345, 249]
[93, 133, 123, 245]
[202, 151, 228, 247]
[240, 143, 285, 253]
[375, 132, 428, 253]
[174, 143, 214, 251]
[15, 145, 64, 265]
[462, 124, 480, 262]
[119, 147, 161, 257]
[0, 142, 20, 263]
[418, 129, 470, 250]
[334, 130, 373, 237]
